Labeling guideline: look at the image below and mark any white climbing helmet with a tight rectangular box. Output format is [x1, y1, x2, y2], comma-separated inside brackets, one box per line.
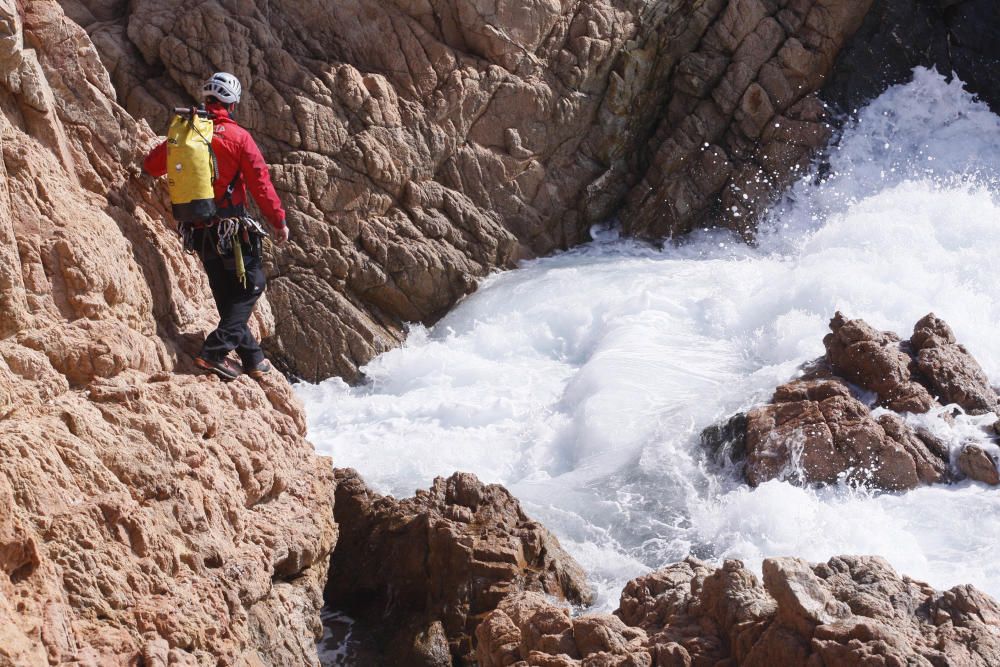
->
[202, 72, 242, 104]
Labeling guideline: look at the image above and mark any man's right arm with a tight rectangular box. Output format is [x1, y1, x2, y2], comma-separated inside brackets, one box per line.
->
[143, 141, 168, 177]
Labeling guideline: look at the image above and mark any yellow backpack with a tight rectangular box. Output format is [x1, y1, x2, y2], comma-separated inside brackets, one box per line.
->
[166, 108, 217, 222]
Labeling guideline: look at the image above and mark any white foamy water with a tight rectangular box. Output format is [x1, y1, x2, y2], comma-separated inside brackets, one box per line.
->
[300, 68, 1000, 608]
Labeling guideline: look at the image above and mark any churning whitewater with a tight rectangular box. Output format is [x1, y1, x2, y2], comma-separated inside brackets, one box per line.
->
[299, 68, 1000, 608]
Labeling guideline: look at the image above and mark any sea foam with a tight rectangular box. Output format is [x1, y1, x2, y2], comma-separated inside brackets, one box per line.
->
[299, 68, 1000, 608]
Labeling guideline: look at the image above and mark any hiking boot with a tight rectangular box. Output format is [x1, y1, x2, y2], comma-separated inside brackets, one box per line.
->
[195, 356, 242, 381]
[246, 359, 273, 380]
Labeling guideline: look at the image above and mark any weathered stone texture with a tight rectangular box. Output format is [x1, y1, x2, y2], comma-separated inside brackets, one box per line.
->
[326, 469, 593, 666]
[476, 556, 1000, 666]
[623, 0, 875, 240]
[0, 1, 336, 663]
[58, 0, 879, 380]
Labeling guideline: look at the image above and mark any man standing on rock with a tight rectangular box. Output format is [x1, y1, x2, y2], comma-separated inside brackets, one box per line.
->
[143, 72, 289, 381]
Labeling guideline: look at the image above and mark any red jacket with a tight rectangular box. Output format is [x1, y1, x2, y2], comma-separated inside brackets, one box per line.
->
[144, 103, 287, 230]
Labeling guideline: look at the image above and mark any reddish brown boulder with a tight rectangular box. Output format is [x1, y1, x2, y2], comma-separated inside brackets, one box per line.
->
[744, 375, 947, 489]
[731, 313, 999, 490]
[911, 313, 999, 415]
[476, 556, 1000, 667]
[824, 312, 936, 413]
[958, 445, 1000, 486]
[326, 469, 593, 665]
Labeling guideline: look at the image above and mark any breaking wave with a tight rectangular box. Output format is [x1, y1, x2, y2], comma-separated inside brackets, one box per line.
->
[299, 68, 1000, 608]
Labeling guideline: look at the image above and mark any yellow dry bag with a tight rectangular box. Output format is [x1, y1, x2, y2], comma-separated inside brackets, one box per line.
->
[166, 109, 217, 222]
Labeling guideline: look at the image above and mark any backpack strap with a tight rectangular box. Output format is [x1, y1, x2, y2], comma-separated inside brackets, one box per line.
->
[216, 171, 245, 219]
[224, 171, 240, 206]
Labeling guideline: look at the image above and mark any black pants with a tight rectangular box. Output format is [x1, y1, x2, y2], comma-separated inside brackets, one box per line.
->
[193, 229, 266, 368]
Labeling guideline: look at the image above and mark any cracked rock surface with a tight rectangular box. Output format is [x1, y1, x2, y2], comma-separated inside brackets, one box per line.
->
[1, 2, 335, 664]
[326, 469, 592, 666]
[58, 0, 883, 381]
[476, 555, 1000, 666]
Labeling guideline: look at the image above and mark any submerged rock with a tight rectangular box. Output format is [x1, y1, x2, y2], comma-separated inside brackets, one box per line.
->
[712, 312, 1000, 489]
[326, 469, 592, 666]
[476, 556, 1000, 666]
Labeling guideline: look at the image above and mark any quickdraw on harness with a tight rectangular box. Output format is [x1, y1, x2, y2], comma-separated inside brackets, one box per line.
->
[176, 169, 270, 288]
[213, 215, 270, 287]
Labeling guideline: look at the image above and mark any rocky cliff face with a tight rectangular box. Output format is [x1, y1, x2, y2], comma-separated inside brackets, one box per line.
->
[0, 2, 335, 663]
[59, 0, 1000, 383]
[57, 0, 891, 381]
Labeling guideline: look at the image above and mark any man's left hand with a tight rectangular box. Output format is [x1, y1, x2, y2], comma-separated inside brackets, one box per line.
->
[274, 225, 290, 245]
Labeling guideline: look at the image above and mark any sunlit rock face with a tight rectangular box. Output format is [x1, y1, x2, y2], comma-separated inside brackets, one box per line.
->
[326, 469, 592, 665]
[60, 0, 890, 380]
[476, 556, 1000, 667]
[1, 2, 336, 664]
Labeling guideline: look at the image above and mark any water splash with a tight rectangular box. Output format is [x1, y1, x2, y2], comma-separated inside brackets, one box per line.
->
[300, 68, 1000, 609]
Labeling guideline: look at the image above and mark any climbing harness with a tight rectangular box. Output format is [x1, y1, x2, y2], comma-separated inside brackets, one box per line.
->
[178, 215, 269, 287]
[213, 215, 270, 287]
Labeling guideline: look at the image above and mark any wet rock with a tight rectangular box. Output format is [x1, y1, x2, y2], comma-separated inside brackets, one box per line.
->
[910, 313, 999, 414]
[744, 376, 946, 489]
[326, 469, 592, 665]
[958, 445, 1000, 485]
[708, 312, 1000, 490]
[477, 556, 1000, 666]
[824, 312, 936, 413]
[700, 411, 748, 462]
[0, 2, 336, 663]
[823, 0, 1000, 115]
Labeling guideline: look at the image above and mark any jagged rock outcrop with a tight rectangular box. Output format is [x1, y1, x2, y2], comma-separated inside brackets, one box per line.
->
[909, 313, 999, 415]
[1, 2, 335, 664]
[56, 0, 886, 381]
[326, 469, 593, 666]
[823, 313, 938, 414]
[476, 555, 1000, 666]
[621, 0, 874, 240]
[712, 312, 1000, 489]
[744, 373, 949, 489]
